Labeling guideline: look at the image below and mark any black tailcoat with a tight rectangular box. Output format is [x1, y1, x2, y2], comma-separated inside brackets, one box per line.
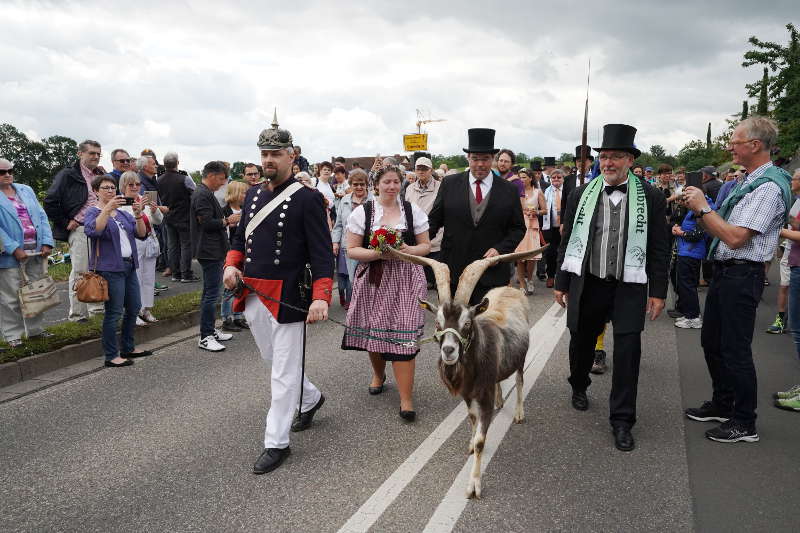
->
[555, 178, 669, 334]
[428, 172, 525, 290]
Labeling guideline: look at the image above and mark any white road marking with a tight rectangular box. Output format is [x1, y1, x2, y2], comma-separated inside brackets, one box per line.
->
[337, 303, 567, 533]
[423, 303, 567, 533]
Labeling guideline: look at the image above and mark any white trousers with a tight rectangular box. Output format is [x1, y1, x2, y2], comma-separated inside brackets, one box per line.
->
[136, 243, 157, 309]
[243, 294, 321, 449]
[0, 256, 46, 341]
[68, 226, 104, 320]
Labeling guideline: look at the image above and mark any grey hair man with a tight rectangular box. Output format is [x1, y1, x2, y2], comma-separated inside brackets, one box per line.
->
[682, 116, 792, 444]
[43, 140, 106, 321]
[157, 151, 197, 283]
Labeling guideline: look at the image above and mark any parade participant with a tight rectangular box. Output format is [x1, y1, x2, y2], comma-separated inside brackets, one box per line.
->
[223, 117, 333, 475]
[542, 156, 557, 183]
[554, 123, 669, 452]
[514, 168, 546, 294]
[562, 145, 594, 228]
[404, 157, 442, 289]
[342, 165, 431, 421]
[427, 128, 526, 304]
[682, 116, 791, 443]
[331, 169, 371, 308]
[542, 168, 565, 288]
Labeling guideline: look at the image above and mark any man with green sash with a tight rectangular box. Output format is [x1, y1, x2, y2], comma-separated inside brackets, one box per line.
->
[682, 116, 791, 444]
[554, 124, 669, 452]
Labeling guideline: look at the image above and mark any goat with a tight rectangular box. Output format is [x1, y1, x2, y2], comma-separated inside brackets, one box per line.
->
[387, 245, 546, 499]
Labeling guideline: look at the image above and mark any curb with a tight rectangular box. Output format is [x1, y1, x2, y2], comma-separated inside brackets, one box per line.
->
[0, 310, 200, 388]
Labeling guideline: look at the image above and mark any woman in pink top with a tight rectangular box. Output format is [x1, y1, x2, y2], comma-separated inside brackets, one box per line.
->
[514, 168, 547, 295]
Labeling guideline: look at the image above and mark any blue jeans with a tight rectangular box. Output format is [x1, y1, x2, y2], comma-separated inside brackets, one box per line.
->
[700, 261, 765, 425]
[788, 266, 800, 360]
[221, 287, 243, 320]
[99, 260, 141, 361]
[199, 259, 222, 338]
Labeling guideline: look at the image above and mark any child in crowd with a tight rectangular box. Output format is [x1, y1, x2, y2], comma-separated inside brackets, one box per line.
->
[671, 198, 710, 329]
[220, 181, 249, 332]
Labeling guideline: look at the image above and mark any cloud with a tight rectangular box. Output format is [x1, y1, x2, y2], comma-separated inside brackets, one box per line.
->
[0, 0, 794, 171]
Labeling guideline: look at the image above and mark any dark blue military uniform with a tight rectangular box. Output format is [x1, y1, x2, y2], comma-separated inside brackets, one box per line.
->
[227, 177, 334, 324]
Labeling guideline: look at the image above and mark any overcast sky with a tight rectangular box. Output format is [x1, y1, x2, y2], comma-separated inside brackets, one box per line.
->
[1, 0, 794, 170]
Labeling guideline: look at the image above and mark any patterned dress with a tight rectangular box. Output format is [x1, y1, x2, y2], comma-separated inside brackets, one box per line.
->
[341, 200, 428, 360]
[514, 187, 543, 259]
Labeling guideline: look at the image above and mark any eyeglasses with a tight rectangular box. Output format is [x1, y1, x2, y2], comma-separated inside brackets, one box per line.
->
[98, 186, 116, 191]
[127, 182, 141, 187]
[727, 139, 758, 149]
[0, 169, 14, 176]
[244, 172, 260, 177]
[598, 153, 630, 161]
[115, 158, 132, 164]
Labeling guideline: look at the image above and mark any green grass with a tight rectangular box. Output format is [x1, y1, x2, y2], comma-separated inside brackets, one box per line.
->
[0, 290, 201, 365]
[48, 262, 71, 281]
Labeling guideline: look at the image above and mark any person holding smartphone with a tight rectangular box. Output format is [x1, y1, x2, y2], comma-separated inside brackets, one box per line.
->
[84, 175, 151, 367]
[119, 171, 163, 325]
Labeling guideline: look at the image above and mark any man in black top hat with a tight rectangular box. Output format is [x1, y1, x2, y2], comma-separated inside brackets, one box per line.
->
[428, 128, 526, 304]
[542, 156, 557, 183]
[554, 124, 669, 452]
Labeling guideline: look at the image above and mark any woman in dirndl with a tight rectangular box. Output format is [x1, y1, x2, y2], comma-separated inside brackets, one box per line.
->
[343, 166, 431, 422]
[514, 168, 547, 295]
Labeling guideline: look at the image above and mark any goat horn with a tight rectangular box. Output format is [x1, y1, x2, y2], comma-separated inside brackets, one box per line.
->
[453, 245, 549, 304]
[385, 247, 452, 302]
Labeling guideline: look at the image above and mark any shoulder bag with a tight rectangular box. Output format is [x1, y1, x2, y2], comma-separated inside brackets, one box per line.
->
[73, 239, 109, 303]
[18, 256, 60, 318]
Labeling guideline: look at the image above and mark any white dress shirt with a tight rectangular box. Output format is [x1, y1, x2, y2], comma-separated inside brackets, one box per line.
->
[468, 172, 493, 201]
[603, 177, 629, 206]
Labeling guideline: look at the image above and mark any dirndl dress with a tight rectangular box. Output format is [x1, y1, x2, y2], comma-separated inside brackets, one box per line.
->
[341, 258, 427, 360]
[514, 188, 543, 260]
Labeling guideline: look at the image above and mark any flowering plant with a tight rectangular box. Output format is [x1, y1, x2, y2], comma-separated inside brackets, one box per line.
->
[368, 226, 403, 252]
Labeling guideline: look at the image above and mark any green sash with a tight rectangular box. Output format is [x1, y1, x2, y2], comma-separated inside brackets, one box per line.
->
[561, 171, 649, 283]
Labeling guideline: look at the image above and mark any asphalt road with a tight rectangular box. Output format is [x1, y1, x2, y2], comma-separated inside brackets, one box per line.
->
[2, 270, 798, 532]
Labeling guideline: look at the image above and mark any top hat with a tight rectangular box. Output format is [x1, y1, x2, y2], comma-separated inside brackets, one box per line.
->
[574, 145, 594, 161]
[594, 124, 641, 158]
[543, 156, 556, 167]
[529, 160, 543, 171]
[462, 128, 500, 154]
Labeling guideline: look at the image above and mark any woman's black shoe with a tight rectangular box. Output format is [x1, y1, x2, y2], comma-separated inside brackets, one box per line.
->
[105, 359, 133, 367]
[369, 374, 387, 395]
[399, 410, 416, 422]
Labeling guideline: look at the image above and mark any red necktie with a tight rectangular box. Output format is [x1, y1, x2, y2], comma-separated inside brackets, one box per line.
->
[475, 180, 483, 204]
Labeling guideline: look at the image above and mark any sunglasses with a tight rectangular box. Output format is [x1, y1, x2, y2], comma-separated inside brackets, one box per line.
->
[0, 169, 14, 176]
[115, 158, 132, 164]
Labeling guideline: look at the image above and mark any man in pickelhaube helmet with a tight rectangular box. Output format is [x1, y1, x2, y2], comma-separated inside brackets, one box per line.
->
[223, 110, 334, 474]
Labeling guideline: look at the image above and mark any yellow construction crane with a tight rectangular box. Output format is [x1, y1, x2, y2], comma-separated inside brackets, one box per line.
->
[416, 108, 446, 134]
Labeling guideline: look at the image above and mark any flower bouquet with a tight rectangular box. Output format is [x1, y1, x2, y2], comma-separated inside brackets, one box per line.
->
[368, 226, 403, 252]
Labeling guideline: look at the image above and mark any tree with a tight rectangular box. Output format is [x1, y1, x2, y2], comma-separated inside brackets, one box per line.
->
[649, 144, 667, 160]
[230, 161, 246, 180]
[756, 67, 770, 115]
[675, 139, 730, 170]
[743, 23, 800, 157]
[431, 154, 467, 170]
[0, 123, 80, 193]
[742, 100, 749, 119]
[559, 152, 573, 164]
[706, 123, 712, 150]
[515, 152, 530, 164]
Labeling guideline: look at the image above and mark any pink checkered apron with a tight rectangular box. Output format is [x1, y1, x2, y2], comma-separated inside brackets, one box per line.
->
[342, 258, 427, 357]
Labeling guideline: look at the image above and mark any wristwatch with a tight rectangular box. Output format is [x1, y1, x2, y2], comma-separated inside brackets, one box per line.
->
[696, 207, 712, 219]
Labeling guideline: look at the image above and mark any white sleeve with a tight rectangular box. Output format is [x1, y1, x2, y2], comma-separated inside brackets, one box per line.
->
[346, 204, 367, 236]
[410, 203, 429, 234]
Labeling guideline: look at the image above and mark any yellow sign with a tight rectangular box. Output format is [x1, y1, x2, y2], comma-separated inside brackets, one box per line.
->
[403, 133, 428, 152]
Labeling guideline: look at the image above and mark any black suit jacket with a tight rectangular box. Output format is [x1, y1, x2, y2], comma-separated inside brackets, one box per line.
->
[428, 172, 526, 289]
[555, 179, 669, 334]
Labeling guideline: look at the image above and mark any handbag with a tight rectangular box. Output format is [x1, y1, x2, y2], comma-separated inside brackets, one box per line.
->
[144, 233, 160, 258]
[73, 240, 109, 303]
[18, 257, 60, 318]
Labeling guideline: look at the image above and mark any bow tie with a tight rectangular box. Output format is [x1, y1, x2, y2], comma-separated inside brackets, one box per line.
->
[605, 183, 627, 195]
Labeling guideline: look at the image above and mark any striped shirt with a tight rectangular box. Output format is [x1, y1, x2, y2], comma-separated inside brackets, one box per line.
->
[589, 191, 627, 280]
[714, 162, 786, 262]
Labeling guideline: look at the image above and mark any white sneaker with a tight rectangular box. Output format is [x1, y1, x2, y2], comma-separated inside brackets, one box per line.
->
[136, 316, 148, 327]
[213, 329, 233, 342]
[141, 310, 158, 323]
[199, 335, 226, 351]
[675, 317, 702, 329]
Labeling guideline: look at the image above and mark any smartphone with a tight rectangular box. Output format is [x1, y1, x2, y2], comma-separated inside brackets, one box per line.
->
[685, 171, 702, 189]
[124, 197, 135, 206]
[144, 190, 158, 205]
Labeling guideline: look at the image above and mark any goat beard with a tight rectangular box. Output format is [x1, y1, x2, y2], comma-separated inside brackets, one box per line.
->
[439, 358, 464, 396]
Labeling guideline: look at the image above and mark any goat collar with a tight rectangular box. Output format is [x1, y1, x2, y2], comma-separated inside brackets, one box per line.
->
[434, 327, 472, 351]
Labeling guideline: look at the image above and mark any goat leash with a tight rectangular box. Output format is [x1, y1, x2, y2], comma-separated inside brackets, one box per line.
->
[231, 278, 436, 348]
